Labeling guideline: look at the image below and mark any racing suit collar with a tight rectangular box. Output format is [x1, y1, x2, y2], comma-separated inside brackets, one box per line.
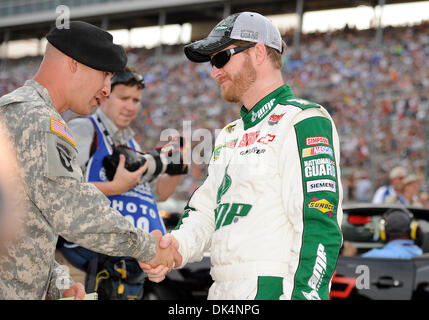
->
[240, 84, 294, 130]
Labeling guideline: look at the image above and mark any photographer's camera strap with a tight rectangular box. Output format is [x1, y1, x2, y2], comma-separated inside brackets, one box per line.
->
[95, 115, 115, 153]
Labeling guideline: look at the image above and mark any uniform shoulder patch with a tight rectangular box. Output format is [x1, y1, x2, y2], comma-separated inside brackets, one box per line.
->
[50, 118, 76, 146]
[56, 141, 74, 173]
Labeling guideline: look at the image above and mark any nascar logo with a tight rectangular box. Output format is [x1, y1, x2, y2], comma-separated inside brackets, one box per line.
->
[308, 197, 334, 217]
[302, 146, 333, 158]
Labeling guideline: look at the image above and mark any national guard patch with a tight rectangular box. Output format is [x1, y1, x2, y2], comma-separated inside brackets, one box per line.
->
[51, 118, 76, 146]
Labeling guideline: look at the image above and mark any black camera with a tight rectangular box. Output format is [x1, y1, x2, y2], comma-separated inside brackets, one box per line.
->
[103, 137, 188, 183]
[103, 145, 147, 181]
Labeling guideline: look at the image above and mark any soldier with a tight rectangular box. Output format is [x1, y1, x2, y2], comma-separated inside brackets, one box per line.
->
[0, 21, 175, 299]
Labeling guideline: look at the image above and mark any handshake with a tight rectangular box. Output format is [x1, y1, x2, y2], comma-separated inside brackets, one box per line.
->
[61, 230, 179, 300]
[139, 230, 182, 282]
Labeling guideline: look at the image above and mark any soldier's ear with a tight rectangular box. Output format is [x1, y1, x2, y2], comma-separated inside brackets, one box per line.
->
[67, 57, 79, 74]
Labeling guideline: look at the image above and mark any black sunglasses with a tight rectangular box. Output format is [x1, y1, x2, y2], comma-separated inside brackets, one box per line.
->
[210, 44, 256, 69]
[111, 71, 145, 89]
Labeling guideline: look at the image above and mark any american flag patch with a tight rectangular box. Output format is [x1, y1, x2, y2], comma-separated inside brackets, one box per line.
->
[50, 118, 76, 146]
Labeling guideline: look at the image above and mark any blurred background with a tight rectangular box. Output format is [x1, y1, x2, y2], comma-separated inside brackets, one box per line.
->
[1, 0, 428, 210]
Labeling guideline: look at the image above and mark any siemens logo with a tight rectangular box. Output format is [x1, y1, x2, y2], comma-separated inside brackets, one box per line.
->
[306, 179, 336, 193]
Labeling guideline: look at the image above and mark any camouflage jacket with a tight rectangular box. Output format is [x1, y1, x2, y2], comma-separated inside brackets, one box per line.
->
[0, 80, 156, 299]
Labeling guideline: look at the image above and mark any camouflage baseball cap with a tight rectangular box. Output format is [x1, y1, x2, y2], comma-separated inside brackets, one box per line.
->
[184, 12, 283, 63]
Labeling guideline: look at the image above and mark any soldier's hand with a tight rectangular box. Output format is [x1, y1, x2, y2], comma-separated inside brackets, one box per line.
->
[62, 282, 86, 300]
[139, 233, 182, 283]
[138, 230, 177, 283]
[112, 154, 148, 193]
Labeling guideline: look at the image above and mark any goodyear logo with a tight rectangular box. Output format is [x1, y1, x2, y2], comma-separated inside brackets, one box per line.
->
[308, 197, 334, 217]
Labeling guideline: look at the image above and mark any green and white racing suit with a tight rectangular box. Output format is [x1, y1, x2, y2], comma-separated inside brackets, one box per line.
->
[172, 84, 343, 300]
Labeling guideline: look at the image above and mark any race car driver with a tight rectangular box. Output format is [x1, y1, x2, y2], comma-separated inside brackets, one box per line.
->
[140, 11, 343, 300]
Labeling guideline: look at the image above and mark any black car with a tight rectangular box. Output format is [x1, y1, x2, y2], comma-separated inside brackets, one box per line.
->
[143, 203, 429, 300]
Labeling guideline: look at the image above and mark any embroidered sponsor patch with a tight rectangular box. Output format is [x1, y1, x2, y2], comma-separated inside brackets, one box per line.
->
[306, 136, 329, 146]
[250, 98, 275, 123]
[213, 139, 237, 161]
[213, 145, 223, 161]
[302, 146, 334, 158]
[268, 112, 286, 126]
[308, 197, 334, 217]
[51, 118, 76, 146]
[306, 179, 336, 193]
[239, 147, 266, 156]
[238, 131, 260, 147]
[304, 158, 336, 178]
[225, 123, 237, 134]
[238, 132, 276, 148]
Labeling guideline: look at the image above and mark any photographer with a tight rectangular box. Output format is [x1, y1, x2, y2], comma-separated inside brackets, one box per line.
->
[57, 67, 187, 299]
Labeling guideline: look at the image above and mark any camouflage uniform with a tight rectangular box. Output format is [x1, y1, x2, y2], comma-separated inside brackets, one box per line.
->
[0, 80, 156, 299]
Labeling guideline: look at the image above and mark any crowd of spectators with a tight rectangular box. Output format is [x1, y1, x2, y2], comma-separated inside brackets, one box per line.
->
[1, 21, 428, 205]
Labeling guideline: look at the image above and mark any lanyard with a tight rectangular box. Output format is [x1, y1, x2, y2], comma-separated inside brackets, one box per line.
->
[95, 115, 143, 155]
[95, 115, 115, 152]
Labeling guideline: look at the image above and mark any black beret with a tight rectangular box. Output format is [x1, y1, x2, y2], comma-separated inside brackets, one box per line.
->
[46, 21, 127, 73]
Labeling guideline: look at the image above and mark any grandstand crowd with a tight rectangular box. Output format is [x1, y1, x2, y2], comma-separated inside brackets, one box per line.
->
[1, 21, 428, 206]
